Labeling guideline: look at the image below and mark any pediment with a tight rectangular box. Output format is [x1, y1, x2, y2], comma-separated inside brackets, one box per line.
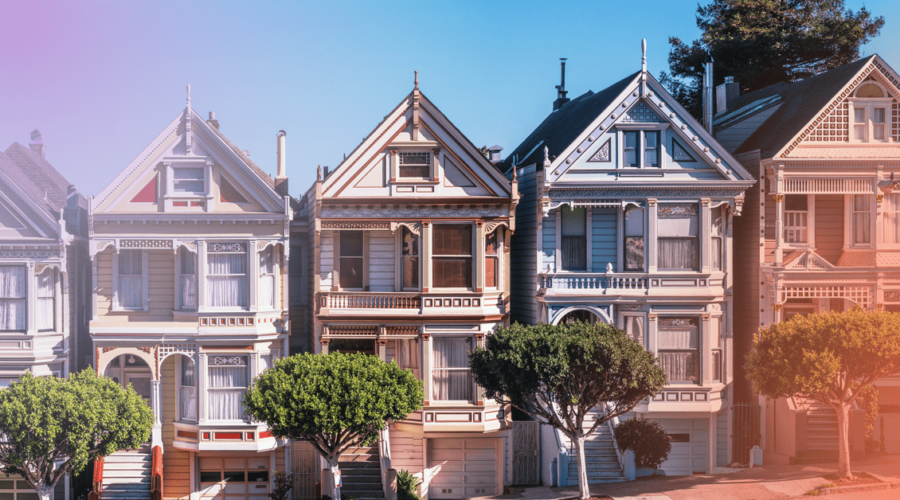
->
[0, 176, 55, 239]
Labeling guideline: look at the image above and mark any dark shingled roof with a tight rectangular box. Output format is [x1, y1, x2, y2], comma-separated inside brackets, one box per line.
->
[732, 56, 874, 158]
[498, 71, 639, 172]
[4, 142, 74, 213]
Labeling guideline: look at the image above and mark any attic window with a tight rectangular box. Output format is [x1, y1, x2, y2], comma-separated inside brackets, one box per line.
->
[850, 81, 891, 143]
[856, 84, 884, 98]
[398, 152, 431, 178]
[174, 168, 205, 195]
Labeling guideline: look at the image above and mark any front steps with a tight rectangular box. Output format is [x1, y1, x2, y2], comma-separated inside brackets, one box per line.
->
[339, 446, 384, 500]
[101, 445, 151, 500]
[566, 412, 626, 485]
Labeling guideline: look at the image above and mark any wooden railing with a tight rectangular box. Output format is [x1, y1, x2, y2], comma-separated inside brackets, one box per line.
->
[321, 293, 421, 309]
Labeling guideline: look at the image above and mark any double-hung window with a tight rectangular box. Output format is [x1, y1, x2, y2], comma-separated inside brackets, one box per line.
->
[432, 337, 472, 401]
[339, 231, 364, 290]
[179, 356, 197, 422]
[622, 130, 661, 168]
[783, 195, 809, 245]
[36, 268, 55, 330]
[560, 206, 586, 271]
[398, 152, 431, 179]
[117, 250, 144, 310]
[852, 195, 872, 246]
[851, 83, 891, 143]
[658, 205, 699, 271]
[258, 246, 276, 309]
[885, 193, 900, 244]
[713, 316, 724, 383]
[623, 315, 645, 347]
[711, 207, 724, 271]
[208, 356, 249, 421]
[0, 266, 25, 331]
[179, 250, 197, 309]
[400, 227, 419, 290]
[207, 243, 248, 308]
[658, 317, 699, 384]
[624, 206, 644, 271]
[173, 168, 205, 195]
[432, 225, 473, 289]
[396, 339, 420, 380]
[485, 229, 500, 289]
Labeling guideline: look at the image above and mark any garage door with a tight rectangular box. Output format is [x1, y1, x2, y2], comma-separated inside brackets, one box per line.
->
[428, 439, 499, 499]
[199, 456, 270, 500]
[656, 419, 708, 476]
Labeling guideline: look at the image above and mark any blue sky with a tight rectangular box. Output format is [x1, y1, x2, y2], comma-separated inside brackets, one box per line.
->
[1, 0, 897, 198]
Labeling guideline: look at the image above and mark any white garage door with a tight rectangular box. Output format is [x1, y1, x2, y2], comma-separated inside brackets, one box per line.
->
[656, 419, 708, 476]
[199, 456, 270, 500]
[428, 439, 499, 499]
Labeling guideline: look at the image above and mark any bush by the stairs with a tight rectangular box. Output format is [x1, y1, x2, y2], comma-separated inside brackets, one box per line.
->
[613, 418, 671, 469]
[397, 469, 422, 500]
[269, 471, 295, 500]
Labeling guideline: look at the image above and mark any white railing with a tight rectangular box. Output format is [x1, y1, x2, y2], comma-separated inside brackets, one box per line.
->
[604, 404, 625, 474]
[783, 177, 871, 194]
[784, 211, 808, 243]
[542, 274, 649, 290]
[378, 428, 393, 499]
[321, 293, 421, 310]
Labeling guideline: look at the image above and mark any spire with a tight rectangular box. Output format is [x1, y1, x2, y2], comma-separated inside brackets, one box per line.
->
[641, 39, 647, 73]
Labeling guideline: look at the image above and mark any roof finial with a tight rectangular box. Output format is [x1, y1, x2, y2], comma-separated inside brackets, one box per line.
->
[641, 39, 647, 73]
[512, 164, 518, 181]
[414, 70, 419, 90]
[317, 165, 322, 181]
[186, 84, 191, 108]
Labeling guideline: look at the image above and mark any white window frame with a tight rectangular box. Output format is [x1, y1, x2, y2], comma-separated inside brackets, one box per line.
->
[0, 265, 26, 332]
[484, 227, 502, 290]
[656, 204, 700, 272]
[619, 311, 647, 348]
[206, 355, 250, 422]
[655, 316, 701, 386]
[883, 192, 900, 248]
[177, 355, 197, 423]
[205, 242, 250, 310]
[178, 249, 197, 311]
[623, 205, 646, 272]
[431, 335, 475, 404]
[397, 151, 433, 179]
[849, 194, 874, 248]
[849, 82, 892, 144]
[616, 125, 668, 169]
[257, 245, 278, 310]
[36, 267, 56, 331]
[396, 226, 421, 292]
[112, 249, 149, 312]
[431, 223, 475, 291]
[336, 230, 367, 291]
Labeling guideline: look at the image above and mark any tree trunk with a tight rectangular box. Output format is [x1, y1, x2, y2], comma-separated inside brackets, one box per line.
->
[835, 402, 854, 480]
[325, 456, 342, 500]
[574, 432, 590, 499]
[35, 485, 53, 500]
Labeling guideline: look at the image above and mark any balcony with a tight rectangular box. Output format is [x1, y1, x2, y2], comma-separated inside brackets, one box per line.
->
[540, 273, 723, 295]
[318, 291, 504, 317]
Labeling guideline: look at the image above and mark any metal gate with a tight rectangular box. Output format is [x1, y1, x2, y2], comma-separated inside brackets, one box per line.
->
[512, 421, 540, 485]
[732, 403, 760, 465]
[291, 441, 318, 500]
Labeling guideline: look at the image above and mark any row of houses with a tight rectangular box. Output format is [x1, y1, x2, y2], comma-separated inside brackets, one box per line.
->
[2, 49, 899, 500]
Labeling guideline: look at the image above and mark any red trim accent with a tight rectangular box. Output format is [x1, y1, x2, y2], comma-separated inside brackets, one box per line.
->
[259, 431, 273, 439]
[173, 201, 188, 207]
[131, 176, 157, 203]
[246, 432, 254, 440]
[151, 445, 163, 500]
[213, 432, 243, 440]
[176, 430, 198, 439]
[202, 432, 210, 440]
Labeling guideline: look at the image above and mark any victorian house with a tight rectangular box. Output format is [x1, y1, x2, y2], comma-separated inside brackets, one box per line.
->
[304, 77, 517, 499]
[720, 54, 900, 463]
[500, 50, 754, 479]
[0, 131, 90, 500]
[88, 90, 292, 500]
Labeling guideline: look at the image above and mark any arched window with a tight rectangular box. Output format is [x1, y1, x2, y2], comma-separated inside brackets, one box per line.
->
[559, 309, 602, 325]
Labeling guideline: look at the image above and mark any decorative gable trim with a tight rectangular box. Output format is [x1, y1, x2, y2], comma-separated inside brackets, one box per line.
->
[0, 166, 57, 239]
[587, 139, 611, 162]
[783, 249, 834, 271]
[671, 139, 696, 162]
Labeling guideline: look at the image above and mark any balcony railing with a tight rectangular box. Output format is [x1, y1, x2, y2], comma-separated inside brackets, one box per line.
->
[321, 293, 421, 309]
[541, 272, 723, 293]
[542, 274, 649, 290]
[318, 292, 499, 314]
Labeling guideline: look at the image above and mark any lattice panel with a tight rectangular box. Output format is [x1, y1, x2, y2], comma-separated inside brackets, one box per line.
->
[621, 101, 665, 123]
[808, 101, 848, 142]
[158, 343, 197, 362]
[781, 286, 872, 308]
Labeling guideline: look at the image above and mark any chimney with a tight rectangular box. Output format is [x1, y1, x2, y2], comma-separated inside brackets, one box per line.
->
[274, 130, 289, 197]
[207, 111, 219, 130]
[702, 55, 714, 134]
[553, 58, 570, 111]
[29, 129, 46, 158]
[487, 145, 503, 164]
[67, 185, 79, 210]
[716, 76, 740, 114]
[323, 166, 330, 178]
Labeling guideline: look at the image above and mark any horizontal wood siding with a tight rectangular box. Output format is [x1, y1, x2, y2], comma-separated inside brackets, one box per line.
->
[717, 410, 728, 466]
[97, 251, 113, 312]
[161, 355, 191, 500]
[591, 207, 617, 272]
[542, 210, 556, 273]
[320, 231, 334, 290]
[368, 230, 395, 292]
[510, 166, 538, 325]
[732, 151, 761, 404]
[815, 195, 844, 265]
[147, 250, 175, 320]
[389, 429, 424, 475]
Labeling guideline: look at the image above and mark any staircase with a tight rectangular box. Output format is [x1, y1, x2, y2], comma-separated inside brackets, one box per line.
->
[567, 412, 625, 485]
[101, 445, 152, 499]
[795, 402, 840, 463]
[339, 445, 384, 500]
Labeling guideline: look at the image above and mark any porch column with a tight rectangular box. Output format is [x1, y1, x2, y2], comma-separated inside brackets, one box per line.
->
[422, 222, 432, 292]
[701, 313, 712, 386]
[151, 379, 163, 449]
[701, 199, 711, 273]
[197, 241, 207, 311]
[647, 200, 658, 273]
[249, 240, 258, 311]
[377, 335, 387, 362]
[26, 262, 36, 335]
[421, 332, 432, 405]
[198, 353, 208, 424]
[475, 222, 485, 293]
[774, 195, 784, 266]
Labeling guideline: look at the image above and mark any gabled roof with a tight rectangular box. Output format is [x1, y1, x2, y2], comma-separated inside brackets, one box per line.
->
[497, 72, 639, 172]
[731, 56, 876, 158]
[3, 142, 79, 214]
[0, 151, 60, 235]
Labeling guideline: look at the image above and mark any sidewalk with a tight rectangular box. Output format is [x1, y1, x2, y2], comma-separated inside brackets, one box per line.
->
[482, 454, 900, 500]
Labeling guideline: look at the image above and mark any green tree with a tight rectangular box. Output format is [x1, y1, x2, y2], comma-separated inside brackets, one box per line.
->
[470, 322, 666, 500]
[660, 0, 884, 119]
[0, 370, 153, 500]
[243, 353, 423, 500]
[746, 308, 900, 479]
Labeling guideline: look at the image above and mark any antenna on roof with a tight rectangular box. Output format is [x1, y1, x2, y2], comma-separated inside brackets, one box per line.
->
[641, 39, 647, 73]
[553, 58, 570, 111]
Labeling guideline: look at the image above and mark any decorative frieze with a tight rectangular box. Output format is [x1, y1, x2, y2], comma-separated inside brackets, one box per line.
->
[548, 188, 746, 199]
[885, 290, 900, 302]
[658, 204, 698, 215]
[120, 240, 173, 249]
[211, 356, 246, 366]
[321, 220, 391, 230]
[0, 249, 59, 258]
[588, 140, 611, 162]
[209, 242, 245, 253]
[320, 205, 507, 219]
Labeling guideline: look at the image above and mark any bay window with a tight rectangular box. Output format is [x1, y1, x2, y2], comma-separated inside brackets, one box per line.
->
[117, 250, 144, 310]
[259, 246, 276, 309]
[560, 206, 586, 271]
[432, 337, 472, 401]
[179, 250, 197, 309]
[657, 205, 699, 271]
[0, 266, 25, 331]
[485, 229, 500, 288]
[180, 356, 197, 422]
[36, 268, 55, 330]
[624, 206, 644, 271]
[432, 225, 472, 288]
[208, 356, 249, 421]
[339, 231, 364, 290]
[207, 243, 248, 308]
[658, 317, 699, 384]
[852, 195, 871, 245]
[400, 227, 419, 290]
[885, 193, 900, 244]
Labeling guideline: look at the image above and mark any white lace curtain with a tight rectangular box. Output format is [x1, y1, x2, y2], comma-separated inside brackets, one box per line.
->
[208, 362, 248, 420]
[658, 319, 699, 383]
[118, 250, 143, 308]
[180, 356, 197, 422]
[396, 339, 420, 379]
[37, 269, 55, 330]
[658, 209, 698, 270]
[207, 253, 248, 308]
[432, 337, 472, 401]
[258, 247, 276, 309]
[853, 195, 871, 244]
[885, 194, 900, 244]
[180, 250, 197, 309]
[0, 266, 25, 331]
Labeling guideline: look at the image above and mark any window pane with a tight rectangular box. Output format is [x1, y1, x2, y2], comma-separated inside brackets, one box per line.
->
[624, 207, 643, 236]
[37, 269, 54, 330]
[118, 251, 143, 309]
[339, 231, 363, 257]
[207, 250, 248, 307]
[223, 471, 246, 482]
[399, 152, 430, 178]
[485, 230, 499, 255]
[433, 338, 472, 401]
[884, 194, 900, 244]
[624, 131, 638, 167]
[874, 108, 886, 123]
[485, 256, 498, 288]
[624, 237, 644, 271]
[855, 108, 866, 122]
[659, 352, 699, 383]
[433, 258, 472, 288]
[433, 225, 472, 255]
[402, 257, 419, 289]
[339, 257, 364, 289]
[401, 228, 419, 256]
[562, 236, 587, 270]
[644, 131, 659, 167]
[785, 195, 807, 211]
[853, 195, 871, 244]
[173, 168, 205, 194]
[658, 238, 698, 270]
[711, 238, 722, 271]
[401, 227, 419, 289]
[200, 472, 221, 483]
[658, 317, 699, 384]
[625, 316, 644, 346]
[561, 206, 585, 236]
[119, 249, 143, 275]
[875, 125, 886, 141]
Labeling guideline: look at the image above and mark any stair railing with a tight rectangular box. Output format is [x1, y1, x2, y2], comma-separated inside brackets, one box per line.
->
[378, 427, 395, 500]
[151, 445, 163, 500]
[604, 404, 625, 473]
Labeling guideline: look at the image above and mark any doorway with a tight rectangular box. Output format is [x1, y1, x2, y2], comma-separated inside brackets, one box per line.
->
[105, 354, 153, 404]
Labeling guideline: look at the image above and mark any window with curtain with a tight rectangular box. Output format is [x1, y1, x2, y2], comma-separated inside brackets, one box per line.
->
[259, 246, 276, 309]
[658, 317, 699, 384]
[657, 205, 698, 270]
[259, 351, 279, 372]
[623, 131, 638, 167]
[37, 268, 55, 331]
[885, 193, 900, 244]
[118, 249, 143, 309]
[711, 207, 724, 271]
[784, 195, 808, 244]
[433, 337, 472, 401]
[624, 315, 645, 347]
[398, 152, 431, 178]
[206, 243, 248, 308]
[432, 225, 472, 288]
[339, 231, 364, 289]
[713, 316, 724, 383]
[624, 206, 644, 271]
[179, 250, 196, 309]
[485, 229, 499, 288]
[208, 356, 248, 421]
[173, 167, 205, 195]
[0, 266, 25, 331]
[560, 206, 586, 270]
[180, 356, 197, 422]
[400, 227, 419, 290]
[852, 195, 871, 245]
[396, 339, 420, 379]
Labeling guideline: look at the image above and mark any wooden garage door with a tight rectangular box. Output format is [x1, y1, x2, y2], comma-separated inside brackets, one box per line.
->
[656, 419, 708, 476]
[199, 456, 270, 500]
[428, 439, 499, 499]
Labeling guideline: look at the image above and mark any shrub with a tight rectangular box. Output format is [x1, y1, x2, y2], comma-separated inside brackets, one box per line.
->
[397, 469, 421, 500]
[268, 471, 294, 500]
[614, 418, 672, 469]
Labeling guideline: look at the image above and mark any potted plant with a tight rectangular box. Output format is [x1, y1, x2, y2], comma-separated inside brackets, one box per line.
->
[614, 418, 672, 477]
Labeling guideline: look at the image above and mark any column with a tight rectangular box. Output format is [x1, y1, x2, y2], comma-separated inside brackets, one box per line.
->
[151, 379, 163, 449]
[774, 195, 784, 266]
[475, 222, 485, 293]
[647, 200, 658, 273]
[421, 332, 432, 405]
[422, 222, 432, 293]
[249, 240, 258, 311]
[198, 353, 208, 424]
[700, 199, 711, 273]
[377, 338, 387, 362]
[198, 241, 207, 311]
[701, 313, 711, 386]
[26, 262, 35, 335]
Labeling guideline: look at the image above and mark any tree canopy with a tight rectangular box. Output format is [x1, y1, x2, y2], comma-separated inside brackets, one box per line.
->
[660, 0, 884, 119]
[243, 352, 423, 500]
[745, 308, 900, 479]
[470, 321, 666, 499]
[0, 370, 153, 500]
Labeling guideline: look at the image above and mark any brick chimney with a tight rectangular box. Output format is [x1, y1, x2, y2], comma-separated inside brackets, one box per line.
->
[274, 130, 289, 197]
[29, 129, 46, 158]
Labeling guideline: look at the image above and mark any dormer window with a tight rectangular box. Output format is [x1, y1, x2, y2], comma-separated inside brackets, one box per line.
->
[850, 82, 891, 143]
[399, 152, 431, 178]
[173, 168, 205, 195]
